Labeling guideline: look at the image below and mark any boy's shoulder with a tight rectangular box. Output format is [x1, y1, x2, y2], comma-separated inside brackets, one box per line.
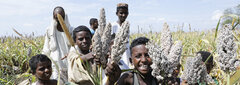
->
[47, 79, 58, 85]
[117, 71, 134, 85]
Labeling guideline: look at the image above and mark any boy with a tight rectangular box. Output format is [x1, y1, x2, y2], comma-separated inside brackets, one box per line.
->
[112, 3, 129, 33]
[197, 51, 214, 74]
[29, 54, 57, 85]
[42, 6, 72, 83]
[181, 51, 216, 85]
[198, 51, 218, 84]
[112, 2, 132, 70]
[105, 37, 158, 85]
[89, 18, 98, 35]
[68, 25, 99, 85]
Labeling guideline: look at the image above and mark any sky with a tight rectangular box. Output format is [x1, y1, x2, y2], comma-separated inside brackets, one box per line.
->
[0, 0, 239, 36]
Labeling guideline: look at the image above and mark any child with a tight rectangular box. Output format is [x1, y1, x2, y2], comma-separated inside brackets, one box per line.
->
[68, 25, 99, 85]
[181, 51, 216, 85]
[112, 2, 132, 71]
[112, 3, 129, 31]
[29, 54, 57, 85]
[89, 18, 98, 35]
[105, 37, 159, 85]
[198, 51, 218, 84]
[197, 51, 214, 74]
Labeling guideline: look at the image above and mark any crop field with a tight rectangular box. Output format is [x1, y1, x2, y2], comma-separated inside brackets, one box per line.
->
[0, 27, 240, 85]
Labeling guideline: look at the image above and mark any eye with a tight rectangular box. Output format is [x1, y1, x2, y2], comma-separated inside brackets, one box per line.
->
[47, 65, 51, 69]
[78, 38, 84, 41]
[135, 54, 141, 58]
[85, 37, 91, 40]
[145, 53, 149, 58]
[39, 67, 45, 71]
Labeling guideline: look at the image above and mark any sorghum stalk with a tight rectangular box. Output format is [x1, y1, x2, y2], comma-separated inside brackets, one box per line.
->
[181, 54, 213, 84]
[111, 21, 130, 63]
[216, 24, 240, 73]
[99, 8, 106, 36]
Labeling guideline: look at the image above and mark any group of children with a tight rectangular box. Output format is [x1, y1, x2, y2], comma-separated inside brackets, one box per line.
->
[25, 3, 216, 85]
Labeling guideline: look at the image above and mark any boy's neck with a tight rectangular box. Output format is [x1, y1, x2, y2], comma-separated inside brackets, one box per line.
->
[37, 79, 51, 85]
[91, 26, 96, 31]
[137, 72, 155, 85]
[82, 50, 89, 54]
[117, 20, 124, 26]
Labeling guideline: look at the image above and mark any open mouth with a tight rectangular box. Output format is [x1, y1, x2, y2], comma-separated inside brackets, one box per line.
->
[81, 44, 88, 47]
[44, 73, 51, 78]
[139, 64, 148, 71]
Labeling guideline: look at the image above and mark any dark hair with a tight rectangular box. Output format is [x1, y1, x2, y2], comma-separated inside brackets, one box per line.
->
[130, 37, 149, 54]
[29, 54, 51, 74]
[89, 18, 98, 25]
[197, 51, 213, 63]
[72, 25, 92, 42]
[116, 6, 128, 13]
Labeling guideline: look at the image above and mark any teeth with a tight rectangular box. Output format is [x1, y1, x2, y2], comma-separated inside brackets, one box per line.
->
[139, 65, 148, 69]
[45, 73, 50, 76]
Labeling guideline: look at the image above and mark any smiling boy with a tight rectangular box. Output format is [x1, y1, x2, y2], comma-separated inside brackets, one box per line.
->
[67, 25, 100, 85]
[105, 37, 158, 85]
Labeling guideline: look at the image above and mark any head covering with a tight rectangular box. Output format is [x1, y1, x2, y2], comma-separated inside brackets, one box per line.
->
[117, 3, 128, 8]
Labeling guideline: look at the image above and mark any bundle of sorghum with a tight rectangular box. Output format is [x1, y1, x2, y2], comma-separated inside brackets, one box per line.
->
[100, 23, 112, 67]
[216, 24, 240, 73]
[167, 41, 182, 73]
[146, 42, 164, 81]
[147, 23, 182, 82]
[160, 23, 182, 77]
[111, 21, 130, 63]
[98, 8, 106, 36]
[160, 23, 172, 57]
[181, 54, 213, 84]
[91, 29, 102, 62]
[91, 8, 112, 68]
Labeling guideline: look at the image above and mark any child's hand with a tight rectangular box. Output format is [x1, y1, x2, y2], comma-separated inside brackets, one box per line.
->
[105, 60, 121, 84]
[181, 80, 188, 85]
[92, 54, 101, 65]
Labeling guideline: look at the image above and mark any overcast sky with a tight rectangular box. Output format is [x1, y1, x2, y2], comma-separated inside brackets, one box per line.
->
[0, 0, 239, 36]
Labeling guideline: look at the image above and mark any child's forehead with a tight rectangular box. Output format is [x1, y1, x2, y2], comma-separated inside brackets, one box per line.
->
[131, 45, 148, 53]
[37, 61, 51, 66]
[118, 8, 128, 11]
[77, 31, 91, 35]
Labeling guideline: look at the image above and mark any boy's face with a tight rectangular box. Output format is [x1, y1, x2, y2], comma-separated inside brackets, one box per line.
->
[131, 45, 152, 75]
[116, 8, 128, 23]
[34, 61, 52, 80]
[206, 62, 213, 74]
[75, 31, 92, 51]
[92, 20, 98, 29]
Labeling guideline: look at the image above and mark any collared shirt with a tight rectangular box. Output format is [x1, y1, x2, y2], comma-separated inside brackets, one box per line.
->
[89, 27, 95, 35]
[67, 45, 94, 85]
